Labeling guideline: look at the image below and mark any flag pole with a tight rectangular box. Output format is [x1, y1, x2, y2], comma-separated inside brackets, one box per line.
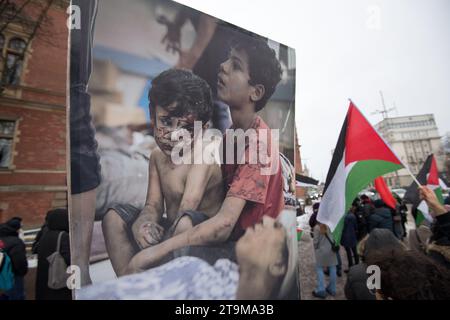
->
[403, 164, 422, 187]
[348, 98, 422, 187]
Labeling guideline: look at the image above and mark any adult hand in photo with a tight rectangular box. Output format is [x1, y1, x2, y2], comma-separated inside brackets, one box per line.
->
[176, 50, 199, 70]
[419, 186, 447, 216]
[159, 16, 182, 54]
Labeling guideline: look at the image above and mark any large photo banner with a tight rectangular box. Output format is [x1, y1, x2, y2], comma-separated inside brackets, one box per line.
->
[69, 0, 297, 300]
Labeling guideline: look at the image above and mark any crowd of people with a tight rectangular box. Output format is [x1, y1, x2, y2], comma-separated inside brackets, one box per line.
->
[0, 209, 71, 300]
[307, 186, 450, 300]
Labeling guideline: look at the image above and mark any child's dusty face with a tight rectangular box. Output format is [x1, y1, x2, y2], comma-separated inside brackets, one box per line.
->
[153, 104, 196, 157]
[217, 48, 254, 109]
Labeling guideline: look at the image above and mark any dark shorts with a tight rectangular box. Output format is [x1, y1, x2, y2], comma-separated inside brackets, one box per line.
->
[107, 203, 209, 247]
[107, 204, 235, 264]
[70, 0, 102, 194]
[108, 203, 209, 229]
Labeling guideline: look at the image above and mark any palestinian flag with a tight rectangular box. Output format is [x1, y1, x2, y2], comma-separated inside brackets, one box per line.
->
[404, 154, 445, 226]
[297, 227, 303, 241]
[374, 176, 398, 209]
[317, 102, 403, 242]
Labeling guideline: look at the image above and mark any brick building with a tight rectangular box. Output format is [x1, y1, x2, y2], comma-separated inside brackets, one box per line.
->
[295, 129, 305, 198]
[0, 0, 68, 228]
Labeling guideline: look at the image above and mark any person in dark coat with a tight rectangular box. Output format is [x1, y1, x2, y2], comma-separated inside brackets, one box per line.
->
[399, 200, 408, 238]
[344, 228, 405, 300]
[35, 209, 71, 300]
[352, 198, 367, 241]
[360, 195, 374, 219]
[309, 203, 320, 236]
[32, 216, 49, 255]
[340, 208, 359, 271]
[0, 217, 28, 300]
[367, 199, 394, 234]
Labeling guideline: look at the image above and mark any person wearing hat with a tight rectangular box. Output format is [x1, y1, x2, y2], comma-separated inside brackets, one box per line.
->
[34, 209, 71, 300]
[0, 217, 28, 300]
[367, 199, 394, 234]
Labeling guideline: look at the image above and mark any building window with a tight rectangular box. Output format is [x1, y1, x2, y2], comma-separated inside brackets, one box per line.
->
[2, 37, 26, 85]
[0, 34, 4, 75]
[0, 34, 4, 51]
[0, 119, 16, 168]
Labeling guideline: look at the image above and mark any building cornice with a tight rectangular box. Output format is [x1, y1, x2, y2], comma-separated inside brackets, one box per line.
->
[0, 96, 65, 112]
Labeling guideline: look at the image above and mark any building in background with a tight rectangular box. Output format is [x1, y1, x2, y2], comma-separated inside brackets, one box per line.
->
[443, 132, 450, 182]
[375, 114, 445, 187]
[294, 128, 319, 200]
[0, 0, 68, 228]
[294, 129, 305, 198]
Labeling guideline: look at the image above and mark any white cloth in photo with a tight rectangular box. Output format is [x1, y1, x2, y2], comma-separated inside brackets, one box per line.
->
[77, 256, 239, 300]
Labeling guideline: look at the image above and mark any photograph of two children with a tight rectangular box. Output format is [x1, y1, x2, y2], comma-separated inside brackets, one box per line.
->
[68, 0, 297, 300]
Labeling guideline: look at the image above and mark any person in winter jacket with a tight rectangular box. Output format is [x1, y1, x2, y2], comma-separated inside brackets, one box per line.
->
[340, 208, 359, 271]
[353, 198, 368, 241]
[360, 195, 374, 219]
[35, 208, 71, 300]
[309, 202, 320, 237]
[0, 217, 28, 300]
[312, 223, 338, 299]
[367, 199, 394, 234]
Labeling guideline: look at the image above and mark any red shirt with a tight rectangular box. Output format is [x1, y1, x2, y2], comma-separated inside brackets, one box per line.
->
[221, 116, 284, 239]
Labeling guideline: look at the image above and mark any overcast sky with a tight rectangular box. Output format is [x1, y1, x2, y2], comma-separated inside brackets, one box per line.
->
[176, 0, 450, 182]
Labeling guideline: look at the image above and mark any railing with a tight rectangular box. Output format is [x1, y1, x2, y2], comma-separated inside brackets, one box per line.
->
[23, 228, 41, 257]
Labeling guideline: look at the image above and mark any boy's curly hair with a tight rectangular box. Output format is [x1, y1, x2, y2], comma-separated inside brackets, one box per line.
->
[149, 69, 213, 125]
[366, 248, 450, 300]
[230, 36, 282, 112]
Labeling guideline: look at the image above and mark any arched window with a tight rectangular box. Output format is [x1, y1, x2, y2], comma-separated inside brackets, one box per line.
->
[8, 38, 26, 53]
[0, 119, 17, 168]
[3, 37, 26, 85]
[0, 34, 4, 67]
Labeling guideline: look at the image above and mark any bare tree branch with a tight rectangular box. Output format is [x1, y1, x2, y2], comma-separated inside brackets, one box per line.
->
[1, 0, 56, 93]
[0, 0, 33, 34]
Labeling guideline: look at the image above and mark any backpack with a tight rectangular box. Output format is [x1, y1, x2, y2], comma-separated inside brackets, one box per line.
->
[325, 233, 341, 253]
[47, 231, 69, 290]
[0, 246, 15, 292]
